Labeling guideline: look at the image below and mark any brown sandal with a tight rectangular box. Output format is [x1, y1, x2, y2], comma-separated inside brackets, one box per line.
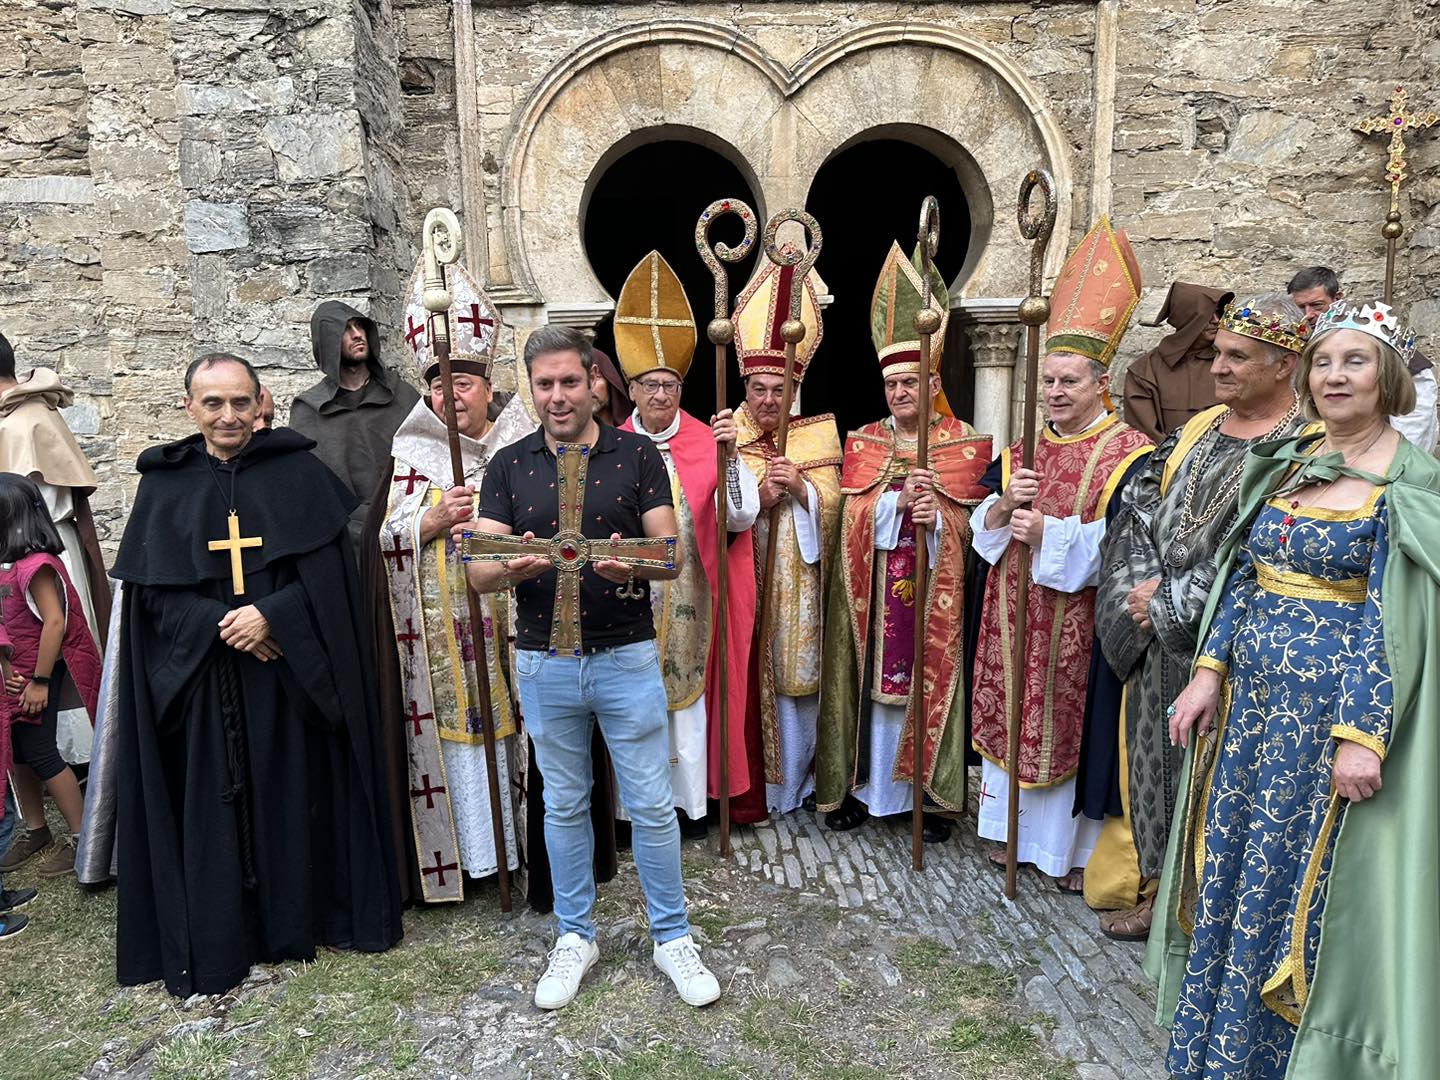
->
[1100, 895, 1155, 941]
[1054, 869, 1085, 895]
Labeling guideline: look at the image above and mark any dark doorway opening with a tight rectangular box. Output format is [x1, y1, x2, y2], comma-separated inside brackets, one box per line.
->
[804, 137, 972, 437]
[583, 138, 762, 425]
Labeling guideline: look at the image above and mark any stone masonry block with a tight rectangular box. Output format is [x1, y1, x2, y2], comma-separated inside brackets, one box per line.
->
[185, 200, 250, 253]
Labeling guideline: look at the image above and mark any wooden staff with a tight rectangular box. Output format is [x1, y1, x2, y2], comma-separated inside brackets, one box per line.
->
[1004, 172, 1056, 901]
[422, 207, 512, 912]
[756, 209, 823, 746]
[910, 196, 942, 872]
[696, 198, 759, 858]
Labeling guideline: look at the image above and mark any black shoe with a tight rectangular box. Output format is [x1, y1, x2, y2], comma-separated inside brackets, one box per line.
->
[824, 795, 869, 832]
[677, 811, 709, 841]
[0, 887, 37, 914]
[921, 813, 952, 845]
[801, 793, 817, 813]
[0, 913, 28, 941]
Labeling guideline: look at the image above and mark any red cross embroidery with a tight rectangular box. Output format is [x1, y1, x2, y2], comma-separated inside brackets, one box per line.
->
[404, 700, 433, 736]
[979, 782, 997, 803]
[411, 773, 447, 809]
[394, 468, 424, 495]
[458, 303, 494, 338]
[395, 618, 421, 657]
[404, 315, 426, 353]
[383, 537, 414, 573]
[422, 849, 458, 886]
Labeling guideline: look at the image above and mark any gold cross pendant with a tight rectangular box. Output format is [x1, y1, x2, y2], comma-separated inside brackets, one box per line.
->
[208, 510, 264, 595]
[461, 442, 676, 657]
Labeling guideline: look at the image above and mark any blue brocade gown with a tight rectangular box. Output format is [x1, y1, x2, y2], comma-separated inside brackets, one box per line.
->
[1168, 493, 1393, 1080]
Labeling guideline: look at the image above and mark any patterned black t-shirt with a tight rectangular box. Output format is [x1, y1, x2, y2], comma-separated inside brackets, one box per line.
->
[477, 423, 673, 653]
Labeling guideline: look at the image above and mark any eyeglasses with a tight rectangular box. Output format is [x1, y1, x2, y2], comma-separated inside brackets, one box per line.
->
[637, 378, 682, 396]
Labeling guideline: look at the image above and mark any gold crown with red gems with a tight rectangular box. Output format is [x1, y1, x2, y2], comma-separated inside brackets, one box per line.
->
[1219, 302, 1310, 354]
[1309, 299, 1418, 366]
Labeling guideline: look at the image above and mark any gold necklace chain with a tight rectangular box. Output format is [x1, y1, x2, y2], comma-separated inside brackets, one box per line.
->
[1174, 397, 1300, 538]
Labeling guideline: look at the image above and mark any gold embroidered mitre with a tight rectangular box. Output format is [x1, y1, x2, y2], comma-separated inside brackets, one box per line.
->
[1045, 217, 1142, 366]
[613, 250, 697, 382]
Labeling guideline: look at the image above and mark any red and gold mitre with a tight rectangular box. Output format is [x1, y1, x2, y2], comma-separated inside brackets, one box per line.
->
[732, 243, 824, 382]
[613, 250, 697, 382]
[402, 254, 501, 385]
[870, 241, 949, 376]
[1044, 217, 1142, 366]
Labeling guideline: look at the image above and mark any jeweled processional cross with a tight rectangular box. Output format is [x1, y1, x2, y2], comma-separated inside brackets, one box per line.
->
[1354, 85, 1439, 214]
[1355, 85, 1439, 302]
[461, 442, 677, 658]
[208, 511, 263, 595]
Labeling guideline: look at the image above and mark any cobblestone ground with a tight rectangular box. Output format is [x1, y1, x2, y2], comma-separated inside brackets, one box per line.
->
[733, 809, 1169, 1080]
[13, 801, 1168, 1079]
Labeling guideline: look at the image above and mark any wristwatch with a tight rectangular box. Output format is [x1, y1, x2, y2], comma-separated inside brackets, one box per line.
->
[30, 673, 51, 686]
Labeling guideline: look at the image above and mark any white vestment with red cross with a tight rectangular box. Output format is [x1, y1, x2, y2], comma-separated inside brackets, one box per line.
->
[379, 394, 536, 901]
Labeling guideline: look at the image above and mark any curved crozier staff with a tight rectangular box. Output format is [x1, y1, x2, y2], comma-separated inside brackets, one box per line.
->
[756, 209, 823, 697]
[909, 196, 942, 873]
[421, 206, 513, 913]
[696, 197, 759, 858]
[1002, 171, 1057, 901]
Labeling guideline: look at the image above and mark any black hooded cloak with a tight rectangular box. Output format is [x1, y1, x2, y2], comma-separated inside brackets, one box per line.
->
[110, 427, 402, 996]
[290, 301, 421, 552]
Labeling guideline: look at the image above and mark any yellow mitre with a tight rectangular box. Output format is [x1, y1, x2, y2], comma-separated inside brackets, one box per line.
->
[613, 250, 697, 382]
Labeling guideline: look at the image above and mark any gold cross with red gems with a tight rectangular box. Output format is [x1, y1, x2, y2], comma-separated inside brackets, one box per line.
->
[1355, 85, 1439, 214]
[461, 442, 676, 657]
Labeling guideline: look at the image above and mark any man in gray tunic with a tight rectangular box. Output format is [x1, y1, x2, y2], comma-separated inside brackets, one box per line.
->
[1094, 293, 1312, 939]
[291, 301, 421, 550]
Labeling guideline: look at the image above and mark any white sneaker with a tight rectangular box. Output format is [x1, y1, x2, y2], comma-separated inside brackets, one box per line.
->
[653, 933, 721, 1007]
[533, 932, 599, 1010]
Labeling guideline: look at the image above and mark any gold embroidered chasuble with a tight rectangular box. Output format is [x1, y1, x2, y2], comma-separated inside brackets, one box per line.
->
[971, 414, 1153, 788]
[379, 396, 535, 902]
[650, 465, 709, 709]
[735, 401, 842, 780]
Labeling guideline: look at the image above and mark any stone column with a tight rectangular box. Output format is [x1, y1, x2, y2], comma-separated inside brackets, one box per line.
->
[955, 299, 1023, 447]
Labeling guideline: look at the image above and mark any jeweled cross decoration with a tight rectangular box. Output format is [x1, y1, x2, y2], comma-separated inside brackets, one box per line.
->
[1355, 86, 1439, 214]
[1355, 85, 1439, 302]
[208, 511, 263, 595]
[613, 250, 695, 365]
[461, 442, 677, 657]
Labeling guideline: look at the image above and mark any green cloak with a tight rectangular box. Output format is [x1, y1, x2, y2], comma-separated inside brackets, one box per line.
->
[1146, 433, 1440, 1079]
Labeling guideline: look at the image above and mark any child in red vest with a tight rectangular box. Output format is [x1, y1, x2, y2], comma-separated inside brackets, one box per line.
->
[0, 472, 102, 878]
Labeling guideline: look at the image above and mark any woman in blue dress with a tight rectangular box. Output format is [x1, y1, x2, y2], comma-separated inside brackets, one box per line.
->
[1163, 298, 1426, 1080]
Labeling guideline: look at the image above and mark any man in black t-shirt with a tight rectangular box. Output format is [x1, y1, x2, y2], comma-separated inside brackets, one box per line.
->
[460, 326, 721, 1013]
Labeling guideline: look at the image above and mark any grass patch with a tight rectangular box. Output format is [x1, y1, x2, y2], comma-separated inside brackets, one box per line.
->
[585, 1045, 743, 1080]
[152, 1031, 233, 1080]
[895, 938, 1017, 1009]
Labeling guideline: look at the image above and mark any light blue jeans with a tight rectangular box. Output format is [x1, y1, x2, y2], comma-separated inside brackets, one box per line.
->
[515, 639, 690, 944]
[0, 786, 17, 894]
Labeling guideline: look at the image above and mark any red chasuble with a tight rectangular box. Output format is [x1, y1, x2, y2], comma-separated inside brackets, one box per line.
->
[838, 417, 990, 796]
[621, 410, 756, 799]
[971, 414, 1152, 787]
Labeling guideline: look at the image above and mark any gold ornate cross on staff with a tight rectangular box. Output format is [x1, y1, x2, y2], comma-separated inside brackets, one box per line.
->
[460, 443, 677, 658]
[1354, 85, 1439, 303]
[208, 511, 263, 595]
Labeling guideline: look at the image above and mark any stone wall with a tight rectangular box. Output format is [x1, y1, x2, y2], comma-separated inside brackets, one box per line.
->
[2, 0, 1438, 557]
[0, 0, 114, 534]
[1112, 0, 1440, 357]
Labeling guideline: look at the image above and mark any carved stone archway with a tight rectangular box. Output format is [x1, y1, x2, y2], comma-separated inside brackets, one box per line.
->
[498, 20, 1074, 312]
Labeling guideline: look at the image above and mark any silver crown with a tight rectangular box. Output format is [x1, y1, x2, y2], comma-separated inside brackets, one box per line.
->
[1312, 299, 1417, 366]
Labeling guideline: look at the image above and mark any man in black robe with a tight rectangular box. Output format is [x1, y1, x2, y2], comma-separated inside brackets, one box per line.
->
[110, 352, 401, 997]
